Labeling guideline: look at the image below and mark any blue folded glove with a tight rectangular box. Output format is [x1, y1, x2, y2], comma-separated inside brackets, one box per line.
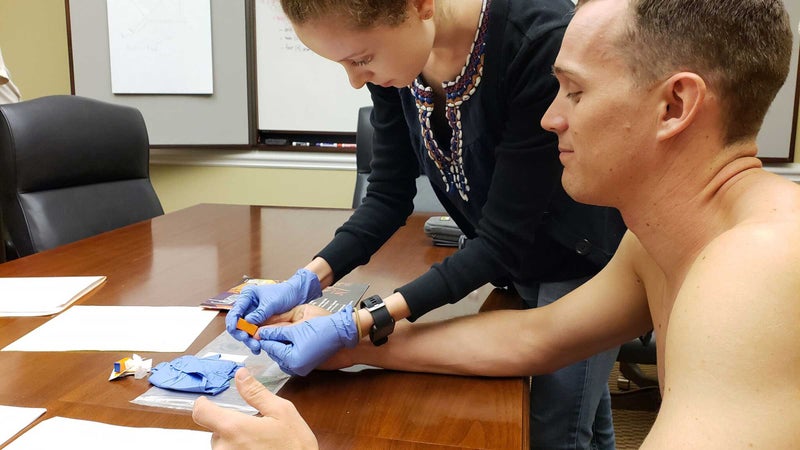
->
[258, 305, 358, 376]
[226, 268, 322, 354]
[149, 354, 242, 395]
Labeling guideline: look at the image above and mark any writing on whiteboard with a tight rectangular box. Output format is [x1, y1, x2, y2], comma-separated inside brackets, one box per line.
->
[256, 0, 371, 132]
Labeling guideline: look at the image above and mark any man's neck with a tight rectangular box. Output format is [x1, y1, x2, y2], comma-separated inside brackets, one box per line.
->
[620, 142, 762, 278]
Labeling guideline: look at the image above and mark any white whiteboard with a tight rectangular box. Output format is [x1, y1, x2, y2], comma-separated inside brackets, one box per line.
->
[106, 0, 214, 95]
[71, 0, 249, 145]
[255, 0, 371, 132]
[757, 0, 799, 160]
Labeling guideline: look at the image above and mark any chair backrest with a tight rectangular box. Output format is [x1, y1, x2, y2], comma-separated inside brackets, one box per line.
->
[352, 105, 375, 208]
[352, 105, 447, 213]
[0, 95, 164, 258]
[0, 211, 5, 263]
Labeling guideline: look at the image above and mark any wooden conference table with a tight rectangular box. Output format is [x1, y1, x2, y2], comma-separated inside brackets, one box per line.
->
[0, 204, 528, 449]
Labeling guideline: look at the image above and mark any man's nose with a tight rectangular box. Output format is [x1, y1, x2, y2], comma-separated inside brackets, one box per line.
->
[541, 102, 567, 134]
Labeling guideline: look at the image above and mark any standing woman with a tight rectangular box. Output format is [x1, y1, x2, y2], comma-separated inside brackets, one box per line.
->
[230, 0, 625, 447]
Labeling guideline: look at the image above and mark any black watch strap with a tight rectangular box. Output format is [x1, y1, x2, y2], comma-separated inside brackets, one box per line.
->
[360, 295, 395, 346]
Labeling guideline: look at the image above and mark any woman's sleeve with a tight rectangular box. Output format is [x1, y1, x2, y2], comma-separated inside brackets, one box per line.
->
[315, 85, 422, 281]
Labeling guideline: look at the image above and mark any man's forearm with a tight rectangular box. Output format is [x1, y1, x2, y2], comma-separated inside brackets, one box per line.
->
[349, 309, 557, 377]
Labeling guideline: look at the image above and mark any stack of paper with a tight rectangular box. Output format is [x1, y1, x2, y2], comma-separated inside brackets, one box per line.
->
[0, 276, 106, 317]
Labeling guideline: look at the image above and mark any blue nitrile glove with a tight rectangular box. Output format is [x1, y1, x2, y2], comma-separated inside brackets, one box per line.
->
[148, 354, 242, 395]
[258, 304, 358, 376]
[226, 268, 322, 354]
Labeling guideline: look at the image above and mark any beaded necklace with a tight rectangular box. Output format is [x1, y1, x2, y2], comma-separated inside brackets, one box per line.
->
[411, 0, 490, 202]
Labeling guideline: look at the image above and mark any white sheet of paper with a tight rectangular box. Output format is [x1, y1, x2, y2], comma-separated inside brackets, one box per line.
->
[1, 306, 218, 352]
[0, 405, 46, 447]
[0, 276, 106, 317]
[3, 416, 210, 449]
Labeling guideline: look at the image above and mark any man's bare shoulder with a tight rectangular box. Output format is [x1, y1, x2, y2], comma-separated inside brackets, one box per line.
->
[730, 169, 800, 229]
[698, 171, 800, 287]
[709, 173, 800, 270]
[682, 173, 800, 336]
[650, 180, 800, 447]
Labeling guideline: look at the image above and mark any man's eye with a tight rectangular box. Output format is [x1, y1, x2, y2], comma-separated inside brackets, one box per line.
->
[565, 91, 582, 102]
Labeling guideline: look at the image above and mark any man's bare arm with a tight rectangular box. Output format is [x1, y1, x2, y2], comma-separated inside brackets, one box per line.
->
[341, 232, 654, 377]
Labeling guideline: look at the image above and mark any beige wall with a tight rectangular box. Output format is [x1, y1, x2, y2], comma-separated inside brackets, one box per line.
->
[0, 0, 71, 99]
[150, 165, 355, 213]
[1, 0, 799, 213]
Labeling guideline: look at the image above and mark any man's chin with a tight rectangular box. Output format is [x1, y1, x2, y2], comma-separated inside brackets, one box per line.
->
[562, 183, 604, 207]
[561, 179, 583, 201]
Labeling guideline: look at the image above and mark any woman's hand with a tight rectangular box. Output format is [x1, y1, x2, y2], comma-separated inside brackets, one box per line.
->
[258, 304, 362, 373]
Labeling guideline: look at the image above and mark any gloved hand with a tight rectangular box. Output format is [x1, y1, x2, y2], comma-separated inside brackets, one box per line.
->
[225, 268, 322, 354]
[258, 305, 358, 376]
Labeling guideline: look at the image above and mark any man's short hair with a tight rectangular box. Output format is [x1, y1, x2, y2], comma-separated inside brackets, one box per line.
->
[579, 0, 793, 145]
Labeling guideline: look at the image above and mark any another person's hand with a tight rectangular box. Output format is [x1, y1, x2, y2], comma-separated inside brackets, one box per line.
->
[192, 367, 318, 450]
[262, 304, 332, 327]
[258, 305, 359, 376]
[226, 269, 322, 354]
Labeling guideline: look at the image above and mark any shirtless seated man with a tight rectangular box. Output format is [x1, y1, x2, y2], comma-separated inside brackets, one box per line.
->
[194, 0, 800, 447]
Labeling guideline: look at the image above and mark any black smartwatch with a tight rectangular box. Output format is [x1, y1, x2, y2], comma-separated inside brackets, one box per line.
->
[360, 295, 395, 346]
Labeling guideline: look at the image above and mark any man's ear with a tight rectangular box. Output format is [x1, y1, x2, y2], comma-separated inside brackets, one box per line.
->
[656, 72, 706, 142]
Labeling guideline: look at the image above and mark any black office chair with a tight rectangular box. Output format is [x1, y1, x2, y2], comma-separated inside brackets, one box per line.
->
[612, 331, 660, 411]
[0, 95, 164, 259]
[0, 211, 5, 263]
[353, 105, 448, 213]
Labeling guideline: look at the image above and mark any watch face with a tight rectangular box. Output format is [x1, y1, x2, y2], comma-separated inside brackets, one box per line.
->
[363, 296, 382, 310]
